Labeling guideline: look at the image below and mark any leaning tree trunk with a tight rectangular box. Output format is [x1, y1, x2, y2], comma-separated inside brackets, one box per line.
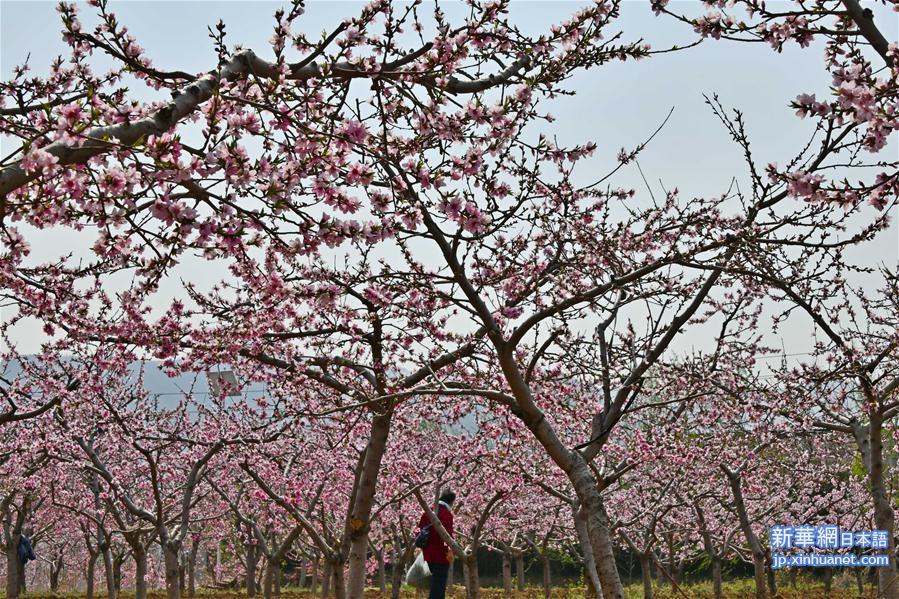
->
[724, 468, 767, 599]
[496, 348, 624, 599]
[346, 413, 393, 599]
[574, 507, 603, 599]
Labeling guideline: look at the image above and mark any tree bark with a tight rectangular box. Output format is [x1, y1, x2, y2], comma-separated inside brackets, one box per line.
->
[639, 554, 653, 599]
[50, 555, 63, 592]
[134, 546, 149, 599]
[514, 551, 525, 592]
[377, 546, 386, 594]
[853, 418, 899, 599]
[102, 541, 117, 599]
[87, 553, 98, 599]
[723, 467, 767, 599]
[332, 562, 346, 599]
[247, 543, 259, 597]
[711, 557, 722, 599]
[540, 553, 551, 599]
[311, 553, 320, 596]
[5, 538, 22, 599]
[464, 554, 479, 599]
[299, 557, 307, 589]
[574, 507, 603, 599]
[164, 543, 183, 599]
[263, 560, 278, 599]
[322, 558, 332, 598]
[346, 413, 393, 599]
[502, 551, 513, 595]
[188, 537, 200, 598]
[764, 550, 776, 597]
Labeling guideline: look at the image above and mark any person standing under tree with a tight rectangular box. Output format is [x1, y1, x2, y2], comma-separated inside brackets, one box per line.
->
[418, 491, 455, 599]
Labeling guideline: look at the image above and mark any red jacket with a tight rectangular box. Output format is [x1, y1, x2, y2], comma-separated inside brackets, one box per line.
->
[418, 504, 453, 564]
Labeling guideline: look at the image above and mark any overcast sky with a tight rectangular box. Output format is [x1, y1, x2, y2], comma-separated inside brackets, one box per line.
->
[1, 1, 897, 363]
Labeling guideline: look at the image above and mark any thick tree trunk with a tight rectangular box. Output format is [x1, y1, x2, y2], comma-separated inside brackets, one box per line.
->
[164, 543, 183, 599]
[448, 559, 455, 591]
[764, 551, 776, 597]
[540, 553, 551, 599]
[376, 546, 386, 594]
[50, 556, 63, 592]
[134, 547, 149, 599]
[332, 562, 346, 599]
[299, 557, 307, 589]
[464, 554, 479, 599]
[711, 557, 722, 599]
[723, 467, 767, 599]
[514, 552, 525, 592]
[389, 554, 403, 599]
[823, 567, 833, 596]
[854, 419, 899, 599]
[574, 507, 603, 599]
[311, 554, 320, 596]
[188, 537, 200, 598]
[102, 542, 117, 599]
[263, 559, 277, 599]
[246, 543, 259, 597]
[639, 554, 653, 599]
[494, 351, 624, 599]
[390, 540, 414, 599]
[346, 414, 393, 599]
[577, 482, 621, 599]
[87, 553, 98, 599]
[502, 551, 513, 595]
[6, 539, 22, 599]
[322, 559, 332, 599]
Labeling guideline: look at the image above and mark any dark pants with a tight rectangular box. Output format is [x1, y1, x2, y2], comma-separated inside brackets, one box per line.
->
[427, 562, 449, 599]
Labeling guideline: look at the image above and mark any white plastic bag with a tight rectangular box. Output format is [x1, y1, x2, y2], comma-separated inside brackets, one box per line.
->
[405, 551, 432, 589]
